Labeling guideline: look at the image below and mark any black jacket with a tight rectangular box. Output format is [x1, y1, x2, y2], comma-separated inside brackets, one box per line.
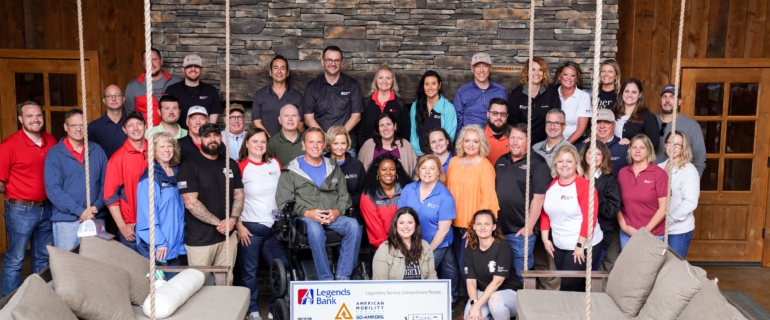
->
[592, 173, 621, 249]
[506, 85, 561, 144]
[334, 152, 366, 223]
[356, 95, 411, 150]
[619, 110, 660, 149]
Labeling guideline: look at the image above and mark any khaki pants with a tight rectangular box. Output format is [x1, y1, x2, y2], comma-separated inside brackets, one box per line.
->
[533, 235, 560, 290]
[185, 233, 238, 285]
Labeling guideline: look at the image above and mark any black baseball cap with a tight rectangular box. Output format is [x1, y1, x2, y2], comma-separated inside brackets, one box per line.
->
[660, 84, 681, 98]
[124, 110, 145, 124]
[199, 123, 221, 137]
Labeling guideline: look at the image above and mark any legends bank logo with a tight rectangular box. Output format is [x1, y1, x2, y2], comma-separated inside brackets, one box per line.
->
[298, 288, 352, 305]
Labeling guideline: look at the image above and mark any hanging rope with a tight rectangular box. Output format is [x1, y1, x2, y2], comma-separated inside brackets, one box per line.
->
[75, 0, 91, 238]
[522, 0, 535, 275]
[665, 0, 686, 244]
[224, 0, 233, 284]
[141, 0, 158, 318]
[584, 0, 604, 318]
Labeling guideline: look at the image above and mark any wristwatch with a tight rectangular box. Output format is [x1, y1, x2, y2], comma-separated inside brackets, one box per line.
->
[576, 242, 583, 248]
[232, 216, 240, 224]
[470, 299, 477, 305]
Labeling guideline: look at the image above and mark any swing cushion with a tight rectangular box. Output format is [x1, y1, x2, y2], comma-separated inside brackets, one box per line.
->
[47, 246, 135, 320]
[677, 279, 741, 320]
[516, 291, 627, 320]
[637, 261, 705, 319]
[79, 236, 151, 305]
[132, 286, 250, 320]
[606, 227, 668, 317]
[0, 274, 77, 320]
[142, 269, 205, 319]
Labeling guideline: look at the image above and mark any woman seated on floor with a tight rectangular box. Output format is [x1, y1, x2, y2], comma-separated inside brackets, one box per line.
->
[372, 207, 437, 280]
[360, 153, 412, 251]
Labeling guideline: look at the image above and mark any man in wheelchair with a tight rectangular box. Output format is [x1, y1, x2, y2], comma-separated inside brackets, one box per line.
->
[275, 127, 361, 280]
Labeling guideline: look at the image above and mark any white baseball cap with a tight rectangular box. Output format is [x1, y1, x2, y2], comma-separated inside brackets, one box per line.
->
[187, 105, 208, 118]
[77, 219, 115, 240]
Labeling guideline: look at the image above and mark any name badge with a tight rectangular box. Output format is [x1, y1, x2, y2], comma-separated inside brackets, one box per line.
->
[178, 181, 187, 189]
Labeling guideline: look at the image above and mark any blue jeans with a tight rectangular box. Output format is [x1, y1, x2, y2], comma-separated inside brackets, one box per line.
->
[620, 230, 664, 249]
[505, 233, 536, 284]
[432, 246, 459, 304]
[136, 240, 180, 278]
[53, 218, 105, 251]
[668, 231, 694, 258]
[2, 202, 53, 297]
[235, 222, 289, 313]
[297, 216, 360, 280]
[451, 227, 468, 301]
[118, 226, 138, 253]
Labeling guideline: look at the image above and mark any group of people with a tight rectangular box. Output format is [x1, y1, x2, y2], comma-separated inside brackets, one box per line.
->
[0, 45, 706, 320]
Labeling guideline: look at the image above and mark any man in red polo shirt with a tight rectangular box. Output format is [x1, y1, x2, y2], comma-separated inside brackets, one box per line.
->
[103, 111, 148, 252]
[485, 98, 512, 165]
[0, 101, 57, 297]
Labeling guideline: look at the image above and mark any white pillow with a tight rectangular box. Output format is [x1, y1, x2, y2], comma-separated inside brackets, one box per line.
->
[142, 269, 205, 319]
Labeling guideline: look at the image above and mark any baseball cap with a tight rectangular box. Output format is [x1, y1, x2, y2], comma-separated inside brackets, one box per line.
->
[183, 54, 203, 68]
[187, 105, 209, 118]
[77, 219, 115, 240]
[228, 103, 245, 114]
[124, 110, 145, 124]
[199, 123, 221, 137]
[471, 52, 492, 66]
[660, 84, 681, 98]
[595, 108, 615, 122]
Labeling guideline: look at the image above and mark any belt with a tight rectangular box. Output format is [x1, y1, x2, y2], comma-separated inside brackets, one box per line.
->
[7, 199, 50, 207]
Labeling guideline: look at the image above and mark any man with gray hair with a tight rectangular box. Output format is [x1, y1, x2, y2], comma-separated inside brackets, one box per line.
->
[532, 108, 571, 167]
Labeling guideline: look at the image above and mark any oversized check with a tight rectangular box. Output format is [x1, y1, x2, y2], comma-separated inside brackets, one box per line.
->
[290, 280, 451, 320]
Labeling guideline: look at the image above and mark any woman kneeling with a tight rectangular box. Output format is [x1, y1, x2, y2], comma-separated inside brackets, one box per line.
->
[373, 207, 436, 280]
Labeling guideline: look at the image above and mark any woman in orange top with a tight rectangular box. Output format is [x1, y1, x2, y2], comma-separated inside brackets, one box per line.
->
[446, 124, 499, 300]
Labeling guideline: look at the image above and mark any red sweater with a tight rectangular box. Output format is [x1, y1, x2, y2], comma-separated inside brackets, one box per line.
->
[103, 139, 148, 224]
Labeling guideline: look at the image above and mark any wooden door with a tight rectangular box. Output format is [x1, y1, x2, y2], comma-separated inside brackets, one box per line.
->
[679, 63, 770, 264]
[0, 49, 101, 253]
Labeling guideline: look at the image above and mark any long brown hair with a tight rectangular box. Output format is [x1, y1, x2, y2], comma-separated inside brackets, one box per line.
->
[466, 210, 505, 250]
[579, 141, 614, 176]
[612, 78, 648, 122]
[386, 207, 424, 264]
[520, 57, 551, 87]
[238, 127, 274, 163]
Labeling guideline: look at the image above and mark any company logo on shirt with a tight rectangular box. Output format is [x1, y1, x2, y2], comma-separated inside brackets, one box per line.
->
[519, 105, 527, 109]
[198, 96, 208, 99]
[611, 156, 620, 161]
[427, 203, 439, 209]
[541, 105, 550, 108]
[345, 174, 358, 179]
[178, 181, 187, 189]
[341, 91, 351, 96]
[223, 168, 234, 178]
[161, 182, 171, 187]
[269, 171, 280, 175]
[560, 195, 574, 201]
[644, 180, 653, 184]
[487, 260, 497, 273]
[518, 165, 528, 170]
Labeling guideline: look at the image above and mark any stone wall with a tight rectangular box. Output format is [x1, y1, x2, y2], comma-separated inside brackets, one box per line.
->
[151, 0, 618, 99]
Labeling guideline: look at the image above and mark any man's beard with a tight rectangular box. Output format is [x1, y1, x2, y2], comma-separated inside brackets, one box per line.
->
[201, 142, 220, 156]
[661, 107, 674, 115]
[488, 120, 506, 133]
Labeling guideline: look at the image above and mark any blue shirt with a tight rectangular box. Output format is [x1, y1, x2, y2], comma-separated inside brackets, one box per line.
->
[298, 156, 327, 188]
[398, 181, 456, 249]
[88, 113, 127, 159]
[453, 80, 508, 138]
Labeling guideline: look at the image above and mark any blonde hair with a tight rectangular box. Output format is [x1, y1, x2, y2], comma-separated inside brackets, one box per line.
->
[325, 125, 351, 152]
[151, 132, 181, 167]
[520, 57, 551, 87]
[664, 130, 693, 169]
[370, 65, 399, 95]
[415, 155, 446, 183]
[600, 59, 621, 95]
[626, 134, 657, 165]
[551, 145, 583, 178]
[455, 124, 490, 158]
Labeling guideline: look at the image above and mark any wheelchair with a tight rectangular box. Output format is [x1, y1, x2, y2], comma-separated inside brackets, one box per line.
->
[269, 200, 369, 320]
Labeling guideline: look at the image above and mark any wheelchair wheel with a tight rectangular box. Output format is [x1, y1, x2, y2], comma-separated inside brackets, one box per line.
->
[274, 298, 289, 320]
[270, 259, 288, 297]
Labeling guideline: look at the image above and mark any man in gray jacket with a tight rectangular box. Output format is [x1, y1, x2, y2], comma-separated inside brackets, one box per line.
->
[275, 127, 360, 280]
[656, 84, 706, 176]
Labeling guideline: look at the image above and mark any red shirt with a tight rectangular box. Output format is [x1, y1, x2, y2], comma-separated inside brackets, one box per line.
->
[360, 189, 401, 250]
[617, 163, 668, 235]
[63, 138, 84, 164]
[371, 90, 395, 111]
[0, 130, 57, 202]
[103, 139, 148, 224]
[484, 125, 509, 166]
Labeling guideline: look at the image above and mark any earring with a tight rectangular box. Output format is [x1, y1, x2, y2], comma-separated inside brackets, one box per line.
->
[376, 175, 379, 180]
[396, 174, 399, 179]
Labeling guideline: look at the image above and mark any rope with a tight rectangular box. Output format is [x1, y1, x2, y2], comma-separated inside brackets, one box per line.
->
[75, 0, 90, 235]
[224, 0, 232, 284]
[584, 0, 604, 318]
[665, 0, 686, 244]
[522, 0, 535, 276]
[141, 0, 157, 318]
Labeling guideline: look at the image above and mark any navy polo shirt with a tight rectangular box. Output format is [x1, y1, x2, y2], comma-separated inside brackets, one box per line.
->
[88, 113, 128, 159]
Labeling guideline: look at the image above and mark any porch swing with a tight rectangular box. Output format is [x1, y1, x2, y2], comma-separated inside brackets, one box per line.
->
[516, 0, 747, 319]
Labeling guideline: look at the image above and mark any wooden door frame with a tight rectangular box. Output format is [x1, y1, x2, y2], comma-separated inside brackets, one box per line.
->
[672, 58, 770, 267]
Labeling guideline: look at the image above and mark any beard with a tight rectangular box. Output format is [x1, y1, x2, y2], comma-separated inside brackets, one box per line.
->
[488, 120, 506, 133]
[201, 142, 220, 156]
[661, 107, 674, 115]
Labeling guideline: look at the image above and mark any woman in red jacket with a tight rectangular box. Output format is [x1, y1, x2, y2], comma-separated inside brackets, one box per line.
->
[360, 153, 412, 251]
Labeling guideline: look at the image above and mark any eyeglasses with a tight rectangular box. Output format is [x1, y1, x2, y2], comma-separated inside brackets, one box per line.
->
[659, 122, 668, 136]
[323, 59, 341, 65]
[665, 142, 683, 149]
[104, 94, 123, 99]
[229, 115, 245, 121]
[546, 121, 565, 127]
[67, 124, 85, 129]
[488, 111, 508, 117]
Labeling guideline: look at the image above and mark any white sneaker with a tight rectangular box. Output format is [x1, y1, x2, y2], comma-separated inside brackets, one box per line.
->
[247, 312, 263, 320]
[268, 312, 273, 320]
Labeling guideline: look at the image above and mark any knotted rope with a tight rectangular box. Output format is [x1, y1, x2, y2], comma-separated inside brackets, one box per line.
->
[522, 0, 535, 276]
[665, 0, 686, 244]
[141, 0, 158, 318]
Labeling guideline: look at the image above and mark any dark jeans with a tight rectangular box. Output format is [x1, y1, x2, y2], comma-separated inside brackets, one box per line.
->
[432, 246, 459, 304]
[504, 233, 537, 284]
[235, 222, 289, 314]
[553, 244, 602, 292]
[2, 202, 53, 297]
[136, 240, 180, 279]
[668, 230, 694, 258]
[451, 227, 468, 301]
[118, 227, 138, 253]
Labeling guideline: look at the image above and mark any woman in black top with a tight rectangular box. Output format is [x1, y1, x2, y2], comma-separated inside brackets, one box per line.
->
[612, 78, 660, 148]
[579, 141, 621, 271]
[357, 65, 410, 150]
[506, 56, 561, 145]
[464, 210, 521, 320]
[593, 59, 621, 109]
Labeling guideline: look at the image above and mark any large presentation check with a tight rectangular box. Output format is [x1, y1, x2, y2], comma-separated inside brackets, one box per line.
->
[290, 280, 451, 320]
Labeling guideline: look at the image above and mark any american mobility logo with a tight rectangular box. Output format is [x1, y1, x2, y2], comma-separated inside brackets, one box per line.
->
[298, 288, 352, 305]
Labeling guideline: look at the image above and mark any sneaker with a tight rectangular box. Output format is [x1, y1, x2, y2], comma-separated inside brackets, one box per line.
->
[247, 312, 263, 320]
[268, 312, 273, 320]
